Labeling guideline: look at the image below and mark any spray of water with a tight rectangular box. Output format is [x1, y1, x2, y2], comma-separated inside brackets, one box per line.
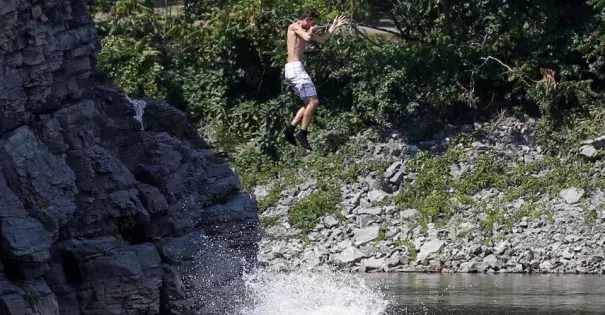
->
[238, 267, 389, 315]
[125, 96, 147, 130]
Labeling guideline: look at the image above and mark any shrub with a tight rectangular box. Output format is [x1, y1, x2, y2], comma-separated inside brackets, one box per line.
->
[288, 186, 342, 233]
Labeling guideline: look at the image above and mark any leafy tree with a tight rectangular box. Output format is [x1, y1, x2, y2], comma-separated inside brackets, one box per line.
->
[94, 0, 605, 159]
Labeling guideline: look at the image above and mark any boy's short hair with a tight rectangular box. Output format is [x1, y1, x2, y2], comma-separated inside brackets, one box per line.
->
[299, 7, 320, 20]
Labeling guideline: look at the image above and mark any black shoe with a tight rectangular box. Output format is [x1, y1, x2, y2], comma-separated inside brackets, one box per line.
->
[283, 125, 298, 146]
[296, 130, 313, 151]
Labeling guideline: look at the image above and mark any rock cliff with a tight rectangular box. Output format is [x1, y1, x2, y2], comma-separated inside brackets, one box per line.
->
[0, 0, 260, 314]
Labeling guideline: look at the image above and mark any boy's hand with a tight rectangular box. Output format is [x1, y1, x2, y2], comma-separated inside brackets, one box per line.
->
[329, 15, 348, 33]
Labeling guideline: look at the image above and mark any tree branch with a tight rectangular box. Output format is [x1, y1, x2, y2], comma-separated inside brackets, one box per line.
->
[389, 11, 413, 41]
[353, 26, 382, 47]
[479, 56, 514, 72]
[357, 23, 411, 40]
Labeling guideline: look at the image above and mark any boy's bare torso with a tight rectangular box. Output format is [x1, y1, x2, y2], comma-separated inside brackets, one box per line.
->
[286, 23, 307, 63]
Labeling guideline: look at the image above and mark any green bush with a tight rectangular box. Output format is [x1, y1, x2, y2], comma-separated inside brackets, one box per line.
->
[94, 0, 605, 171]
[288, 186, 342, 233]
[97, 35, 165, 99]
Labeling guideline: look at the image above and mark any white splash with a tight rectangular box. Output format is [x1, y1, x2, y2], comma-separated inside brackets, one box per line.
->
[238, 268, 389, 315]
[126, 96, 147, 130]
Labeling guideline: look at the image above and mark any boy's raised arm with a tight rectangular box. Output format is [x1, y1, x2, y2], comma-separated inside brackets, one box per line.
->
[310, 15, 348, 45]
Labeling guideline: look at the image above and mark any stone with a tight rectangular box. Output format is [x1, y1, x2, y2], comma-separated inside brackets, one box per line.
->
[0, 126, 77, 228]
[384, 161, 403, 179]
[559, 188, 585, 204]
[158, 230, 207, 265]
[476, 262, 490, 273]
[356, 215, 374, 228]
[31, 5, 42, 18]
[456, 222, 475, 237]
[459, 262, 478, 273]
[356, 207, 383, 216]
[0, 294, 26, 315]
[362, 257, 387, 271]
[539, 261, 553, 272]
[494, 241, 509, 255]
[417, 240, 446, 262]
[353, 226, 381, 246]
[387, 251, 402, 267]
[136, 184, 169, 214]
[483, 254, 503, 270]
[324, 215, 339, 229]
[449, 163, 470, 180]
[366, 190, 390, 203]
[579, 145, 598, 158]
[428, 259, 442, 272]
[562, 249, 575, 260]
[469, 245, 482, 256]
[399, 209, 418, 220]
[389, 171, 405, 185]
[1, 217, 51, 272]
[253, 186, 270, 199]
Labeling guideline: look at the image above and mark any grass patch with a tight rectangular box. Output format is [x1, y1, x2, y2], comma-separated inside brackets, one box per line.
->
[394, 148, 465, 226]
[505, 204, 535, 228]
[298, 233, 312, 244]
[374, 223, 388, 244]
[288, 184, 343, 233]
[260, 215, 279, 229]
[480, 205, 505, 232]
[482, 235, 507, 246]
[257, 185, 283, 214]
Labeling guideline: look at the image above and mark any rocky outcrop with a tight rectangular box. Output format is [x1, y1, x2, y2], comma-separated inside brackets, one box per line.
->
[0, 0, 260, 314]
[257, 118, 605, 275]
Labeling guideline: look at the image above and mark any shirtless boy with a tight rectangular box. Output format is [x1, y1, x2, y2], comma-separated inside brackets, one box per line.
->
[283, 8, 348, 150]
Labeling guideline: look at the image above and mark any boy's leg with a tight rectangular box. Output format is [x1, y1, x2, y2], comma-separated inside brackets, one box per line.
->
[296, 96, 319, 151]
[283, 104, 307, 146]
[301, 96, 319, 130]
[290, 106, 306, 126]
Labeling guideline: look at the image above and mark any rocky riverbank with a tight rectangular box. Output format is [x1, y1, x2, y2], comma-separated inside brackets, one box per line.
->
[255, 116, 605, 274]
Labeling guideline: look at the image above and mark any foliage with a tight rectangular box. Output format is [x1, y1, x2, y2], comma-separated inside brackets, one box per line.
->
[257, 185, 284, 213]
[97, 35, 165, 99]
[93, 0, 605, 196]
[288, 185, 342, 233]
[260, 215, 279, 228]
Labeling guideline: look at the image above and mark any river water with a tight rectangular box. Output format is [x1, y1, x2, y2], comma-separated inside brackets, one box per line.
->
[364, 273, 605, 315]
[238, 269, 605, 315]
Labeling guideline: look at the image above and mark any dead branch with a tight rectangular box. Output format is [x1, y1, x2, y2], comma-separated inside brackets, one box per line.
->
[479, 56, 514, 72]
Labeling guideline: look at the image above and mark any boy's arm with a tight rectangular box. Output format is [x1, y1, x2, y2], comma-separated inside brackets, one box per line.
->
[290, 24, 312, 41]
[310, 15, 348, 45]
[310, 29, 335, 45]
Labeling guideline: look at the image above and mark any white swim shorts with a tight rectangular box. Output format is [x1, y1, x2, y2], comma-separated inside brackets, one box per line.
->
[284, 61, 317, 100]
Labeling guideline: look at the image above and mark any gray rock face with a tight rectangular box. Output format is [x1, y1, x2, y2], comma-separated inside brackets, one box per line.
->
[0, 1, 260, 314]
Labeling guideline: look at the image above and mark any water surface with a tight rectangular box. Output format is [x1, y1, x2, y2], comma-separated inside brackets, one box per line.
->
[364, 273, 605, 315]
